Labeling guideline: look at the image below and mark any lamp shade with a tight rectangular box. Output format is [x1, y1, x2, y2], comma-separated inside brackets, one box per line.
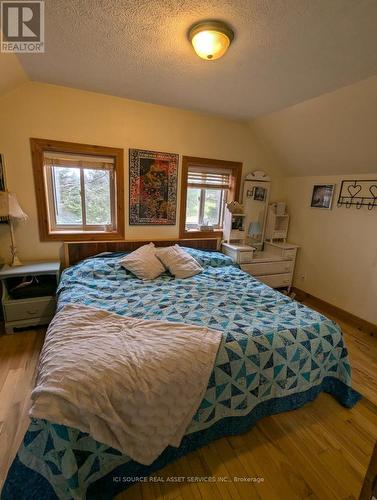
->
[0, 191, 28, 220]
[189, 21, 234, 61]
[248, 221, 261, 237]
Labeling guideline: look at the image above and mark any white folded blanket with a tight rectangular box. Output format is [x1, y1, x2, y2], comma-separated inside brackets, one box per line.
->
[30, 304, 222, 465]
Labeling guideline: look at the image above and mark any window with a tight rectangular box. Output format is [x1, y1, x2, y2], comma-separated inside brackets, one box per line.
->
[44, 152, 114, 230]
[180, 156, 242, 238]
[31, 139, 124, 241]
[185, 168, 229, 230]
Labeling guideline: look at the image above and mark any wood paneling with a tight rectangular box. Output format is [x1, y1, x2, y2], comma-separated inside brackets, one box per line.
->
[30, 138, 125, 242]
[63, 238, 219, 266]
[1, 300, 377, 498]
[179, 156, 242, 239]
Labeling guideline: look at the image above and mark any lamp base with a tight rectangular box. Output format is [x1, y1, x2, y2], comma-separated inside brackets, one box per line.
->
[10, 254, 23, 266]
[9, 220, 24, 266]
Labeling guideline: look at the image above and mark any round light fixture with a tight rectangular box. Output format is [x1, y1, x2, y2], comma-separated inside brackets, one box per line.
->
[189, 21, 234, 61]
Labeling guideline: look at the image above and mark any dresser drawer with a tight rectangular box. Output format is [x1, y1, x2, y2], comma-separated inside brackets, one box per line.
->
[258, 273, 292, 288]
[238, 251, 255, 264]
[241, 260, 293, 276]
[4, 297, 56, 322]
[282, 248, 297, 260]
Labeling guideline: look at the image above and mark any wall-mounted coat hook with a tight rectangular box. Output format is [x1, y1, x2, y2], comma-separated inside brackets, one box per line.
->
[337, 179, 377, 210]
[356, 198, 363, 209]
[368, 199, 376, 210]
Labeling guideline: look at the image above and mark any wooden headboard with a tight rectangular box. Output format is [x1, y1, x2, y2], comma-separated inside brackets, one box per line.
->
[63, 238, 220, 267]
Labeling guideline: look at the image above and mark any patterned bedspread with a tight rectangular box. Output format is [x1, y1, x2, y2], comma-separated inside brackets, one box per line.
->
[2, 249, 360, 500]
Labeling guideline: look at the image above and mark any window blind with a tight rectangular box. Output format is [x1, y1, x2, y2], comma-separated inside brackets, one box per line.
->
[188, 166, 231, 190]
[43, 152, 115, 170]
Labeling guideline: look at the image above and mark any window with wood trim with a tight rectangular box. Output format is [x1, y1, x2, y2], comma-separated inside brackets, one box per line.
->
[180, 156, 242, 238]
[31, 139, 124, 241]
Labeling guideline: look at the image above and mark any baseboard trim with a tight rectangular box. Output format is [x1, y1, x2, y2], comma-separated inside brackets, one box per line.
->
[293, 287, 377, 337]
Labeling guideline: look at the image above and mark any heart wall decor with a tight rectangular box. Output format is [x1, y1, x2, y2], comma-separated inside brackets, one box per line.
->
[337, 179, 377, 210]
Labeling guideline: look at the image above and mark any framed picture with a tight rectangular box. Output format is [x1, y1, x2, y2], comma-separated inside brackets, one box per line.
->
[310, 184, 335, 209]
[129, 149, 178, 225]
[254, 186, 266, 201]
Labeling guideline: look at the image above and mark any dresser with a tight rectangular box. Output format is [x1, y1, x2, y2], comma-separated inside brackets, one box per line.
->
[223, 241, 299, 292]
[221, 242, 255, 264]
[0, 261, 60, 334]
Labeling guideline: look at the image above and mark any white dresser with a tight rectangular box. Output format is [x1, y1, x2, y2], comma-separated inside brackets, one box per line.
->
[223, 241, 299, 292]
[221, 243, 255, 264]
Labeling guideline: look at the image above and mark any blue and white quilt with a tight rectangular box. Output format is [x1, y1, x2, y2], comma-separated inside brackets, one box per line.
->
[2, 248, 360, 500]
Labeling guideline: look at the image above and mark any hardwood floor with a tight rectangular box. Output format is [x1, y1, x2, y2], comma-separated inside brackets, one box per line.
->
[0, 305, 377, 499]
[0, 329, 44, 491]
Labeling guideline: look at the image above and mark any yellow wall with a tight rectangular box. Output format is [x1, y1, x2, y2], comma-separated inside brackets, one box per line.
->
[248, 76, 377, 324]
[0, 52, 27, 97]
[0, 82, 282, 263]
[250, 75, 377, 177]
[283, 174, 377, 324]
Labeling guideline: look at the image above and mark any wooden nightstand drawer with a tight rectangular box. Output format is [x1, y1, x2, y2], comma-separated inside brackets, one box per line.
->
[258, 273, 292, 288]
[0, 261, 60, 334]
[242, 260, 293, 276]
[4, 297, 56, 322]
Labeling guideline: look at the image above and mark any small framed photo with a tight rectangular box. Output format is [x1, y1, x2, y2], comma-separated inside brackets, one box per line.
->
[253, 186, 266, 201]
[310, 184, 335, 209]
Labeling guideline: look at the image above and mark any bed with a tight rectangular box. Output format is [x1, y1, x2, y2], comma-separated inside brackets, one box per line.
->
[2, 242, 360, 500]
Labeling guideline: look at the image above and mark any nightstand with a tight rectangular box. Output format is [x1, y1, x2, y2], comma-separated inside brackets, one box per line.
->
[0, 261, 60, 334]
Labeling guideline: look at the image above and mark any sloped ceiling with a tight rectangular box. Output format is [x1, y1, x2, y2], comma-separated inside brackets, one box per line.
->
[251, 75, 377, 176]
[16, 0, 377, 119]
[0, 52, 27, 97]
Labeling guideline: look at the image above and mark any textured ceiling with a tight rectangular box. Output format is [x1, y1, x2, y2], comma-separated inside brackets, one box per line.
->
[17, 0, 377, 119]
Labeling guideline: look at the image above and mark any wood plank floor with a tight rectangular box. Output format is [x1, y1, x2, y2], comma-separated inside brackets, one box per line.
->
[0, 304, 377, 499]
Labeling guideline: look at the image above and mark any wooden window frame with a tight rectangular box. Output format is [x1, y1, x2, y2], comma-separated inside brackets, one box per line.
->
[30, 138, 125, 241]
[179, 156, 242, 239]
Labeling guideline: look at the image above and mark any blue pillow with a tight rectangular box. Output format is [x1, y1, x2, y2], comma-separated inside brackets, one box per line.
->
[181, 247, 235, 268]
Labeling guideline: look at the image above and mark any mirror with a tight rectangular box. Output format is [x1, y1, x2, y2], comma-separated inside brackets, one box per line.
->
[242, 180, 270, 250]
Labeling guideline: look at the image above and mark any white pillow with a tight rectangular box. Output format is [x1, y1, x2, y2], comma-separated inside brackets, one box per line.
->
[156, 245, 203, 279]
[120, 243, 165, 280]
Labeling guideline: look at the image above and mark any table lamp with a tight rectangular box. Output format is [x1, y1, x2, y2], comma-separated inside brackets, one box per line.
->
[0, 191, 28, 266]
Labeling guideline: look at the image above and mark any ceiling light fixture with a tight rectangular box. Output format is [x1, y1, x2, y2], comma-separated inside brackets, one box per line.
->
[189, 21, 234, 61]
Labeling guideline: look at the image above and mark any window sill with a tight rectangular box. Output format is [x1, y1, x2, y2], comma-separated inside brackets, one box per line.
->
[180, 229, 223, 239]
[41, 230, 125, 242]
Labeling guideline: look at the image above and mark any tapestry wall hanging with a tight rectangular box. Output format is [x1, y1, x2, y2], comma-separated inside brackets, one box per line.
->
[129, 149, 178, 225]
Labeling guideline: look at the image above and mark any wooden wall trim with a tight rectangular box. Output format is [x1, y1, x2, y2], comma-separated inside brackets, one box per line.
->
[179, 156, 242, 239]
[30, 138, 125, 242]
[63, 238, 220, 267]
[293, 287, 377, 337]
[360, 441, 377, 500]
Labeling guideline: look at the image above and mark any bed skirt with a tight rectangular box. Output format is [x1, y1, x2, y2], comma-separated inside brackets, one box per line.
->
[1, 377, 360, 500]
